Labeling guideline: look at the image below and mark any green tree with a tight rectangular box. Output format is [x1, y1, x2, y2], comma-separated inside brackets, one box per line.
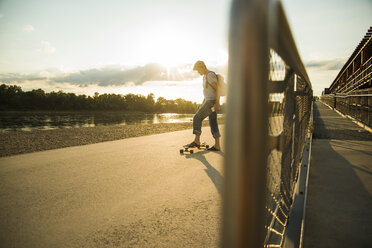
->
[0, 84, 199, 112]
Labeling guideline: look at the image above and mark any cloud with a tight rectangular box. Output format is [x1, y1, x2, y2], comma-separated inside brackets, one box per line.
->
[305, 58, 346, 71]
[0, 14, 3, 19]
[54, 64, 198, 86]
[38, 40, 56, 53]
[23, 25, 35, 32]
[0, 72, 47, 83]
[0, 63, 199, 87]
[54, 64, 167, 86]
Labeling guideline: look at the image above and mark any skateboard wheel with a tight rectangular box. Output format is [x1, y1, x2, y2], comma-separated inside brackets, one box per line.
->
[190, 150, 194, 154]
[180, 149, 184, 154]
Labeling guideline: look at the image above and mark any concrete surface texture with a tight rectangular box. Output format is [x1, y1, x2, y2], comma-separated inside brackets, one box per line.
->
[304, 102, 372, 247]
[0, 126, 224, 248]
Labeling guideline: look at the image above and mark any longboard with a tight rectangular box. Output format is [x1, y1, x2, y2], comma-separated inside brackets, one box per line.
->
[180, 142, 209, 154]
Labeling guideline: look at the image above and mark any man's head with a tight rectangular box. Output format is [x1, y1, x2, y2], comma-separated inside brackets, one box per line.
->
[193, 60, 207, 75]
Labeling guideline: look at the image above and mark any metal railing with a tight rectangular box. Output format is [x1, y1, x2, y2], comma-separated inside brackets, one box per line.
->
[335, 57, 372, 93]
[321, 89, 372, 127]
[223, 0, 312, 247]
[329, 26, 372, 94]
[321, 26, 372, 127]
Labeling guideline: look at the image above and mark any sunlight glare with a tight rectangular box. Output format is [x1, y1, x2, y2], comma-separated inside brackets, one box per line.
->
[136, 23, 197, 67]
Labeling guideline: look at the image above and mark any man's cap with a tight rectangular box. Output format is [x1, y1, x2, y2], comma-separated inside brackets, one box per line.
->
[193, 60, 206, 70]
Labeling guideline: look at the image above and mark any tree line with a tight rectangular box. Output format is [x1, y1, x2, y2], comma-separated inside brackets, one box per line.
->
[0, 84, 199, 113]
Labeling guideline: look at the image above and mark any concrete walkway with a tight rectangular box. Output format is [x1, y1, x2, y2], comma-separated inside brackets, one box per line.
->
[304, 102, 372, 247]
[0, 126, 224, 248]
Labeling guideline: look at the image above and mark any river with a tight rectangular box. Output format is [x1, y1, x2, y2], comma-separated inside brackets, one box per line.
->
[0, 112, 199, 132]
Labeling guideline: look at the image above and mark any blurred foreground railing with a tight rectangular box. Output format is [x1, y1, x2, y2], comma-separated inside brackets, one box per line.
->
[321, 89, 372, 127]
[223, 0, 312, 247]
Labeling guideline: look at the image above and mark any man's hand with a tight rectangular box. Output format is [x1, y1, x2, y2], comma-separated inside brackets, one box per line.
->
[213, 102, 220, 112]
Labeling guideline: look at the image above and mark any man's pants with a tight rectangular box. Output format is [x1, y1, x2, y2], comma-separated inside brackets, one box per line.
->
[193, 100, 221, 138]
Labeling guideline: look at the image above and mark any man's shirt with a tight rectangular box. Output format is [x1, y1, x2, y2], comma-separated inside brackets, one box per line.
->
[203, 71, 217, 100]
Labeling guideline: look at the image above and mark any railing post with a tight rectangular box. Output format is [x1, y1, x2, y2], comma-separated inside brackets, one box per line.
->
[334, 94, 336, 109]
[223, 0, 269, 247]
[367, 90, 372, 127]
[367, 90, 372, 126]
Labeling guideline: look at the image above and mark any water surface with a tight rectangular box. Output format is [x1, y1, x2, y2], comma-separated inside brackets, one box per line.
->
[0, 112, 196, 132]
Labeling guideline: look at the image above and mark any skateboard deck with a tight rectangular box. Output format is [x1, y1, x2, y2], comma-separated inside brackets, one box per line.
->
[180, 142, 209, 154]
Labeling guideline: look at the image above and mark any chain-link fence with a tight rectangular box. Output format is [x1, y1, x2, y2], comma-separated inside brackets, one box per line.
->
[265, 50, 312, 247]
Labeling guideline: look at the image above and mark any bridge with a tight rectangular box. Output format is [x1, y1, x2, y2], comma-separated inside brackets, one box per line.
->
[321, 26, 372, 127]
[224, 1, 371, 247]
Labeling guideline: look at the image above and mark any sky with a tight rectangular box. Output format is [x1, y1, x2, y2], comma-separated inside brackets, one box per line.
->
[282, 0, 372, 95]
[0, 0, 230, 102]
[0, 0, 371, 102]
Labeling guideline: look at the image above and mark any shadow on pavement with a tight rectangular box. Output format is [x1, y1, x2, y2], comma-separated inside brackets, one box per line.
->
[330, 141, 372, 157]
[305, 138, 372, 247]
[184, 150, 224, 196]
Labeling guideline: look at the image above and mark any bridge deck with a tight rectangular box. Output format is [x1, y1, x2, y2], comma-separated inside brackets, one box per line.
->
[304, 102, 372, 247]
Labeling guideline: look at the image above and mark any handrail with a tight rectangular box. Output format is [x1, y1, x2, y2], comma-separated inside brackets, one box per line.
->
[269, 0, 311, 87]
[338, 62, 372, 93]
[363, 56, 372, 67]
[329, 26, 372, 92]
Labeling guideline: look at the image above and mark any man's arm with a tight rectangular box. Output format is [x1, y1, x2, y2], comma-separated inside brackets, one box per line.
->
[206, 72, 220, 111]
[211, 82, 220, 111]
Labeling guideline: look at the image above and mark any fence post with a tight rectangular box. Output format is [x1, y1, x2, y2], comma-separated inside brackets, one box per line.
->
[367, 90, 372, 126]
[223, 0, 269, 247]
[333, 94, 336, 109]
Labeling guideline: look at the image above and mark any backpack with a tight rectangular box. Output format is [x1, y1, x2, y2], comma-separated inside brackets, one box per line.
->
[207, 72, 227, 96]
[216, 74, 227, 96]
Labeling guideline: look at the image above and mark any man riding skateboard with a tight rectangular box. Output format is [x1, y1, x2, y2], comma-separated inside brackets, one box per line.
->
[188, 60, 221, 151]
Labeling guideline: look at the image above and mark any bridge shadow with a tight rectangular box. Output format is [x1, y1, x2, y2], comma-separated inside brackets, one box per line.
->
[330, 140, 372, 157]
[183, 150, 225, 196]
[304, 138, 372, 247]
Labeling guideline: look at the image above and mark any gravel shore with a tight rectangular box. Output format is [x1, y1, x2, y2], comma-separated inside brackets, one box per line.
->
[0, 121, 217, 157]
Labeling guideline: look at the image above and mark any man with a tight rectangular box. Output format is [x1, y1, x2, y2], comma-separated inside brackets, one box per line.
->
[188, 60, 221, 151]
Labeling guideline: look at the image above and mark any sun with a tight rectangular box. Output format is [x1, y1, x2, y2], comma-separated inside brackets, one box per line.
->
[129, 20, 228, 72]
[135, 24, 196, 68]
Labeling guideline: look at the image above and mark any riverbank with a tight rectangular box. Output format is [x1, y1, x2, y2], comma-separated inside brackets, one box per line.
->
[0, 121, 221, 157]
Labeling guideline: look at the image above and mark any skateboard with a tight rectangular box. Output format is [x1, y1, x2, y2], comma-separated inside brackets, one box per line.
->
[180, 142, 209, 154]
